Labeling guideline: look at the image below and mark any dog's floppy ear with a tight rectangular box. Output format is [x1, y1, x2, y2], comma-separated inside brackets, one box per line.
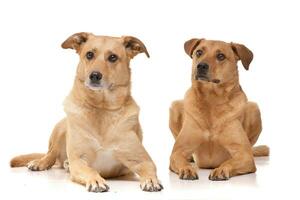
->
[61, 32, 90, 53]
[123, 36, 150, 59]
[184, 38, 203, 58]
[231, 43, 253, 70]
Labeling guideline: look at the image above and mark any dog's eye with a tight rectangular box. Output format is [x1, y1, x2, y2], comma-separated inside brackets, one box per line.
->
[196, 50, 203, 57]
[86, 51, 94, 60]
[108, 54, 118, 63]
[216, 53, 226, 61]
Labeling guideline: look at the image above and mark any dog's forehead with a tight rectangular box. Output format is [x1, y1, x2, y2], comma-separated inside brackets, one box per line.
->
[200, 40, 231, 51]
[84, 36, 124, 52]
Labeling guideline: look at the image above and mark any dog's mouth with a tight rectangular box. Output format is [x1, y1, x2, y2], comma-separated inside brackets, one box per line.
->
[84, 80, 112, 91]
[197, 75, 209, 81]
[195, 75, 221, 84]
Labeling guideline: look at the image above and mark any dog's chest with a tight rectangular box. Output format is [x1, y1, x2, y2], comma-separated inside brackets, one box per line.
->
[197, 102, 233, 127]
[87, 108, 125, 135]
[88, 114, 124, 171]
[85, 110, 129, 175]
[91, 147, 124, 175]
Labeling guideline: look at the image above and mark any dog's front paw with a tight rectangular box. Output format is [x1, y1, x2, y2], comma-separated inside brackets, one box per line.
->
[209, 165, 231, 181]
[140, 178, 163, 192]
[86, 176, 109, 193]
[179, 166, 198, 180]
[27, 159, 53, 171]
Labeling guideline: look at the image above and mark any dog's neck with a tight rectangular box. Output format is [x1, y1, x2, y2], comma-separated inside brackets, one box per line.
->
[69, 77, 131, 111]
[192, 75, 245, 105]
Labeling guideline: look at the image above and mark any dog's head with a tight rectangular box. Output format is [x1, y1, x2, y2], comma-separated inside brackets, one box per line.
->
[62, 32, 149, 91]
[184, 38, 253, 85]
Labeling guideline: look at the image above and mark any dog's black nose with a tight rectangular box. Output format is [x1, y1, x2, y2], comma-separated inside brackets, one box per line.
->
[197, 62, 209, 71]
[89, 71, 102, 83]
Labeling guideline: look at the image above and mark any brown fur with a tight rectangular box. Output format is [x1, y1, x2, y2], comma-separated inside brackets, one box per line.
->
[10, 33, 163, 192]
[169, 38, 269, 181]
[10, 153, 45, 167]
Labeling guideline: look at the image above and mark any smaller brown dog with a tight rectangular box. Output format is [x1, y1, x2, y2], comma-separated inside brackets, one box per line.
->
[169, 38, 269, 181]
[10, 33, 163, 192]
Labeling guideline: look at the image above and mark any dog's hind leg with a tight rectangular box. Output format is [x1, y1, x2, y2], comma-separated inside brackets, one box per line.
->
[241, 102, 269, 157]
[27, 118, 67, 171]
[169, 100, 184, 139]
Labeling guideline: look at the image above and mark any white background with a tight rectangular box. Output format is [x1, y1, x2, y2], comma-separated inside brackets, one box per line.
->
[0, 0, 299, 199]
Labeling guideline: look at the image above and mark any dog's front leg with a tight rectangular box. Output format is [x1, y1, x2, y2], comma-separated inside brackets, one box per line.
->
[209, 120, 256, 181]
[113, 131, 163, 192]
[170, 118, 206, 180]
[68, 157, 109, 192]
[66, 127, 109, 193]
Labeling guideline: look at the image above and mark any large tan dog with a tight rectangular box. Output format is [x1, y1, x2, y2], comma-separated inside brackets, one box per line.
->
[169, 38, 269, 181]
[10, 32, 163, 192]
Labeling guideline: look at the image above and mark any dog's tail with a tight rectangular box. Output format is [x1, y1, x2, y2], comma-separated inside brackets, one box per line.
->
[252, 145, 269, 157]
[10, 153, 45, 167]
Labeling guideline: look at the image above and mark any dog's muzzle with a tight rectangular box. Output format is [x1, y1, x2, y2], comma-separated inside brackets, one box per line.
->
[85, 71, 113, 91]
[89, 71, 102, 84]
[196, 62, 209, 81]
[85, 71, 104, 91]
[195, 62, 220, 84]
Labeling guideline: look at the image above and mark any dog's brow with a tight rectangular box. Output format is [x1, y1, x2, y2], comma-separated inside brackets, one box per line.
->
[200, 46, 206, 51]
[106, 50, 117, 55]
[86, 48, 97, 53]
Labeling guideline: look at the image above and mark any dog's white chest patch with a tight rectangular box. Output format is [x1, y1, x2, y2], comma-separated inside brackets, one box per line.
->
[91, 148, 123, 174]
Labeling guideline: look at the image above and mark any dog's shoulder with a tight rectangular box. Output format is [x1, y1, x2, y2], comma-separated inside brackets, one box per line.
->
[182, 87, 204, 118]
[63, 94, 83, 115]
[122, 96, 140, 119]
[183, 87, 202, 108]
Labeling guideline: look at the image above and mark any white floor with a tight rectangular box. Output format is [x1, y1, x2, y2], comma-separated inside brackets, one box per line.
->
[2, 156, 292, 200]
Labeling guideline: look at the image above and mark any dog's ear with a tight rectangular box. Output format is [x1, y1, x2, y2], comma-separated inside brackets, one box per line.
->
[123, 36, 150, 59]
[61, 32, 91, 53]
[184, 38, 203, 58]
[231, 43, 253, 70]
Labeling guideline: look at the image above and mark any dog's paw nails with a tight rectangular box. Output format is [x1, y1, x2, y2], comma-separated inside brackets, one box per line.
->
[27, 161, 39, 171]
[27, 159, 54, 171]
[27, 160, 47, 171]
[178, 166, 198, 180]
[209, 166, 230, 181]
[86, 177, 109, 193]
[140, 178, 163, 192]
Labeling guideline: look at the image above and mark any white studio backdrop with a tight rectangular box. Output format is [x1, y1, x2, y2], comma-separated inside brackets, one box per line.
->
[0, 0, 299, 199]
